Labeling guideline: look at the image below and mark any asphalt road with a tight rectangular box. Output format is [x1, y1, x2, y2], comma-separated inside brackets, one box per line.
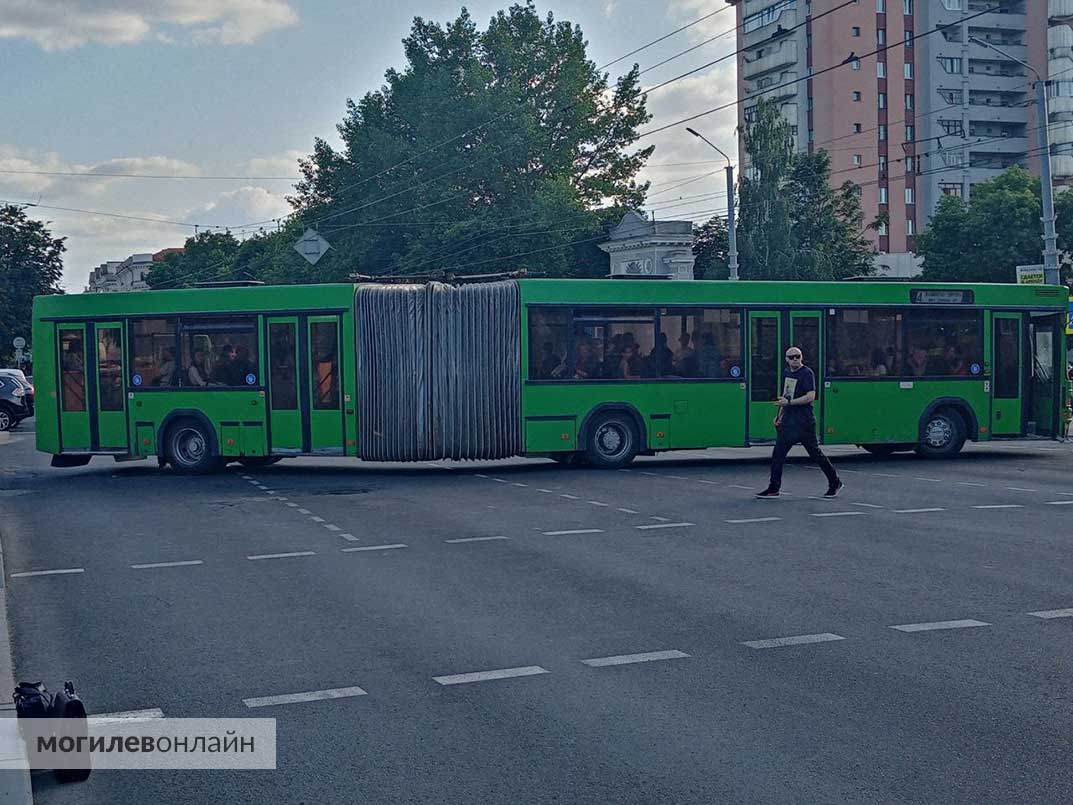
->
[2, 422, 1073, 803]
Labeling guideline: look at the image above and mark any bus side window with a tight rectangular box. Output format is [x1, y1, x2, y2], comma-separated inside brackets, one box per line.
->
[60, 330, 86, 412]
[311, 322, 339, 408]
[528, 308, 570, 379]
[829, 309, 902, 377]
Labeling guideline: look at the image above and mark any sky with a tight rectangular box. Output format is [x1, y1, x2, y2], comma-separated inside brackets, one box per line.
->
[0, 0, 740, 291]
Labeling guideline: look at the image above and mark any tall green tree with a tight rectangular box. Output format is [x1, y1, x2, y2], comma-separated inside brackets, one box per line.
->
[290, 3, 651, 279]
[146, 231, 242, 289]
[919, 166, 1073, 283]
[736, 99, 875, 280]
[692, 216, 730, 279]
[0, 205, 64, 364]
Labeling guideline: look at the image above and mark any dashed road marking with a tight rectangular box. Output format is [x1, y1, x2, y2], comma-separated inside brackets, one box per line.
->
[543, 529, 603, 536]
[310, 516, 325, 523]
[341, 544, 407, 552]
[131, 560, 204, 570]
[263, 490, 275, 495]
[972, 504, 1023, 509]
[90, 708, 165, 724]
[560, 494, 579, 500]
[729, 484, 753, 491]
[244, 686, 368, 708]
[474, 474, 488, 478]
[247, 551, 316, 561]
[297, 508, 312, 515]
[640, 471, 659, 477]
[698, 480, 719, 485]
[433, 666, 549, 686]
[617, 508, 639, 514]
[512, 482, 528, 488]
[958, 482, 986, 487]
[873, 473, 900, 478]
[240, 475, 253, 480]
[890, 619, 990, 633]
[588, 501, 609, 507]
[636, 522, 695, 530]
[667, 475, 688, 481]
[726, 517, 781, 524]
[11, 568, 84, 578]
[894, 508, 945, 514]
[491, 478, 508, 484]
[743, 633, 845, 649]
[323, 524, 341, 532]
[445, 536, 510, 544]
[650, 516, 671, 522]
[914, 477, 943, 482]
[848, 502, 884, 509]
[581, 650, 690, 667]
[537, 489, 555, 494]
[284, 502, 298, 508]
[811, 511, 863, 518]
[1028, 608, 1073, 619]
[340, 534, 360, 542]
[1044, 500, 1073, 506]
[1005, 487, 1038, 492]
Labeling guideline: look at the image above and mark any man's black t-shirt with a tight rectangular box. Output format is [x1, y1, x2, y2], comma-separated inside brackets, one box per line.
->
[779, 365, 816, 427]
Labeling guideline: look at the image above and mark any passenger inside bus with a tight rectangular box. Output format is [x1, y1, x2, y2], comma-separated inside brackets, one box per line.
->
[188, 349, 210, 387]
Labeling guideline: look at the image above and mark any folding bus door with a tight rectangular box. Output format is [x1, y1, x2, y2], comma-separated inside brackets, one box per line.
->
[789, 311, 823, 439]
[748, 310, 781, 442]
[56, 324, 90, 451]
[93, 322, 128, 451]
[307, 315, 345, 454]
[990, 312, 1022, 436]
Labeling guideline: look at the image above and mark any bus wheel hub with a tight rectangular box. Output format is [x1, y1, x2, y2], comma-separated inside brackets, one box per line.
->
[597, 424, 624, 456]
[925, 418, 951, 447]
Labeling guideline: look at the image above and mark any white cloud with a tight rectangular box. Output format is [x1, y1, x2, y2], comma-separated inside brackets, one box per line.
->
[185, 185, 291, 229]
[664, 0, 737, 40]
[602, 1, 617, 17]
[243, 150, 304, 178]
[0, 1, 298, 51]
[0, 147, 202, 198]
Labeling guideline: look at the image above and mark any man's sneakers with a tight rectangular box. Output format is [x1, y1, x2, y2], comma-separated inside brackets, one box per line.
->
[823, 480, 845, 498]
[754, 488, 781, 498]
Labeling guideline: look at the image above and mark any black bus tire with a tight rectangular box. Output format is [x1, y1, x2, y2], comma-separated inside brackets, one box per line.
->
[237, 456, 282, 468]
[915, 408, 966, 459]
[584, 413, 639, 470]
[165, 418, 222, 474]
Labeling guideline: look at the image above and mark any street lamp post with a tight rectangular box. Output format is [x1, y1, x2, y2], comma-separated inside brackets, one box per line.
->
[686, 127, 739, 280]
[969, 36, 1059, 285]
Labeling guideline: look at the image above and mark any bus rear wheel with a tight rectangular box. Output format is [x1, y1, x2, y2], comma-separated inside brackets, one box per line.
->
[585, 413, 639, 470]
[915, 409, 966, 459]
[166, 418, 222, 474]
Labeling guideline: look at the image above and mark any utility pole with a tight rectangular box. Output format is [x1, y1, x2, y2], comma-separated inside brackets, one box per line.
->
[970, 37, 1059, 285]
[686, 127, 739, 280]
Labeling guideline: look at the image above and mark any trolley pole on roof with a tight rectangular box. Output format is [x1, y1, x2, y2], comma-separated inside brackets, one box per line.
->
[686, 127, 739, 281]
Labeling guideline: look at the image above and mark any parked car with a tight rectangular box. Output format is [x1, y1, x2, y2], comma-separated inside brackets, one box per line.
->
[0, 375, 31, 431]
[0, 370, 33, 418]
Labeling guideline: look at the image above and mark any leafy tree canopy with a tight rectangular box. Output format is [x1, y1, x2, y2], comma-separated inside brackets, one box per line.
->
[0, 205, 64, 363]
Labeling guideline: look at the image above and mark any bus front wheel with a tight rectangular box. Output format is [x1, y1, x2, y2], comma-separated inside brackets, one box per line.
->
[915, 409, 966, 459]
[584, 413, 639, 470]
[166, 418, 222, 474]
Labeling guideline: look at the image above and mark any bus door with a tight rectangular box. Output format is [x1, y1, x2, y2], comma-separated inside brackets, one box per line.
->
[56, 324, 90, 451]
[266, 316, 301, 453]
[990, 312, 1022, 436]
[307, 316, 344, 453]
[1028, 312, 1062, 437]
[789, 311, 823, 438]
[748, 311, 781, 442]
[92, 322, 128, 451]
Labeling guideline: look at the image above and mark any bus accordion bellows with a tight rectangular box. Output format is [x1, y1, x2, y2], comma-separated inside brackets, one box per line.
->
[31, 278, 1071, 472]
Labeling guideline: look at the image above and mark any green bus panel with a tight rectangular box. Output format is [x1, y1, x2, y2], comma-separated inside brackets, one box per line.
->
[128, 391, 266, 457]
[522, 383, 746, 453]
[32, 316, 59, 455]
[824, 380, 988, 444]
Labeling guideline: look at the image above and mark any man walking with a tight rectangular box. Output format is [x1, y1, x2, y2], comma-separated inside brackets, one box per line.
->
[756, 347, 843, 498]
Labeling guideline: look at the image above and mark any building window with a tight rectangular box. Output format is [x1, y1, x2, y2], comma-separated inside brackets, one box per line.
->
[938, 118, 964, 136]
[939, 182, 963, 197]
[906, 218, 916, 236]
[939, 88, 963, 104]
[879, 124, 887, 140]
[905, 124, 914, 141]
[905, 188, 915, 205]
[853, 91, 862, 102]
[905, 94, 914, 110]
[743, 0, 796, 34]
[938, 57, 963, 75]
[852, 58, 861, 71]
[877, 220, 889, 236]
[903, 0, 912, 13]
[852, 26, 861, 37]
[877, 62, 886, 78]
[941, 0, 962, 8]
[878, 92, 886, 108]
[904, 63, 913, 79]
[877, 28, 886, 45]
[853, 123, 862, 133]
[879, 155, 888, 174]
[877, 0, 885, 10]
[905, 155, 915, 173]
[854, 154, 863, 166]
[879, 186, 889, 203]
[744, 105, 759, 123]
[904, 30, 914, 46]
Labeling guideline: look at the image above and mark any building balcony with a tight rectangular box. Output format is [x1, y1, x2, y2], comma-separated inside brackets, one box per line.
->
[742, 41, 799, 79]
[967, 9, 1028, 31]
[1050, 96, 1073, 118]
[967, 103, 1029, 124]
[968, 41, 1027, 63]
[1051, 153, 1073, 180]
[967, 71, 1030, 92]
[1051, 121, 1073, 147]
[1051, 0, 1073, 21]
[970, 135, 1029, 154]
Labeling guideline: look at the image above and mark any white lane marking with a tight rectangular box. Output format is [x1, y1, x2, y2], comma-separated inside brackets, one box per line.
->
[1005, 487, 1038, 492]
[340, 534, 360, 542]
[560, 494, 579, 500]
[240, 475, 253, 480]
[10, 568, 84, 578]
[276, 497, 288, 501]
[284, 502, 299, 508]
[729, 484, 753, 491]
[491, 478, 508, 484]
[588, 501, 609, 507]
[811, 511, 863, 518]
[297, 508, 312, 515]
[698, 480, 720, 485]
[849, 502, 884, 509]
[341, 544, 407, 552]
[244, 686, 368, 708]
[581, 650, 690, 667]
[743, 633, 845, 649]
[263, 490, 275, 494]
[253, 483, 266, 489]
[650, 516, 671, 522]
[894, 508, 945, 514]
[841, 469, 863, 473]
[1044, 500, 1073, 505]
[890, 619, 990, 633]
[310, 516, 325, 523]
[445, 536, 510, 544]
[130, 560, 204, 570]
[726, 517, 781, 524]
[636, 522, 695, 530]
[537, 489, 555, 493]
[323, 524, 341, 532]
[617, 508, 639, 514]
[90, 708, 165, 724]
[873, 473, 901, 478]
[512, 483, 528, 488]
[433, 666, 549, 686]
[246, 551, 316, 561]
[1028, 608, 1073, 619]
[640, 471, 659, 477]
[667, 475, 688, 481]
[972, 504, 1023, 509]
[474, 473, 489, 478]
[543, 529, 603, 536]
[958, 482, 986, 487]
[1059, 492, 1073, 497]
[915, 477, 943, 482]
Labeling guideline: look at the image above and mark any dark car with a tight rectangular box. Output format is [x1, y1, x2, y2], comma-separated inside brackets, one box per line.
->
[0, 374, 32, 431]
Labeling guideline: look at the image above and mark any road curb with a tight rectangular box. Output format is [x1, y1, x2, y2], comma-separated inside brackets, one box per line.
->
[0, 523, 34, 804]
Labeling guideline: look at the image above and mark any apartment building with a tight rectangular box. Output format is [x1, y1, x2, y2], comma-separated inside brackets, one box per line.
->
[85, 248, 183, 293]
[729, 0, 1048, 271]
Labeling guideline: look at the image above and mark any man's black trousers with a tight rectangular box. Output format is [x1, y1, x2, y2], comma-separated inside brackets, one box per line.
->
[768, 421, 839, 491]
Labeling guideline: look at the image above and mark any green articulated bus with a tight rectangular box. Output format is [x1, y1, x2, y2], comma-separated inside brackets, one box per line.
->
[32, 278, 1070, 473]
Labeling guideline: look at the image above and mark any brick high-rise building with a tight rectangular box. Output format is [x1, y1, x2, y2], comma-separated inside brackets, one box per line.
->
[728, 0, 1049, 275]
